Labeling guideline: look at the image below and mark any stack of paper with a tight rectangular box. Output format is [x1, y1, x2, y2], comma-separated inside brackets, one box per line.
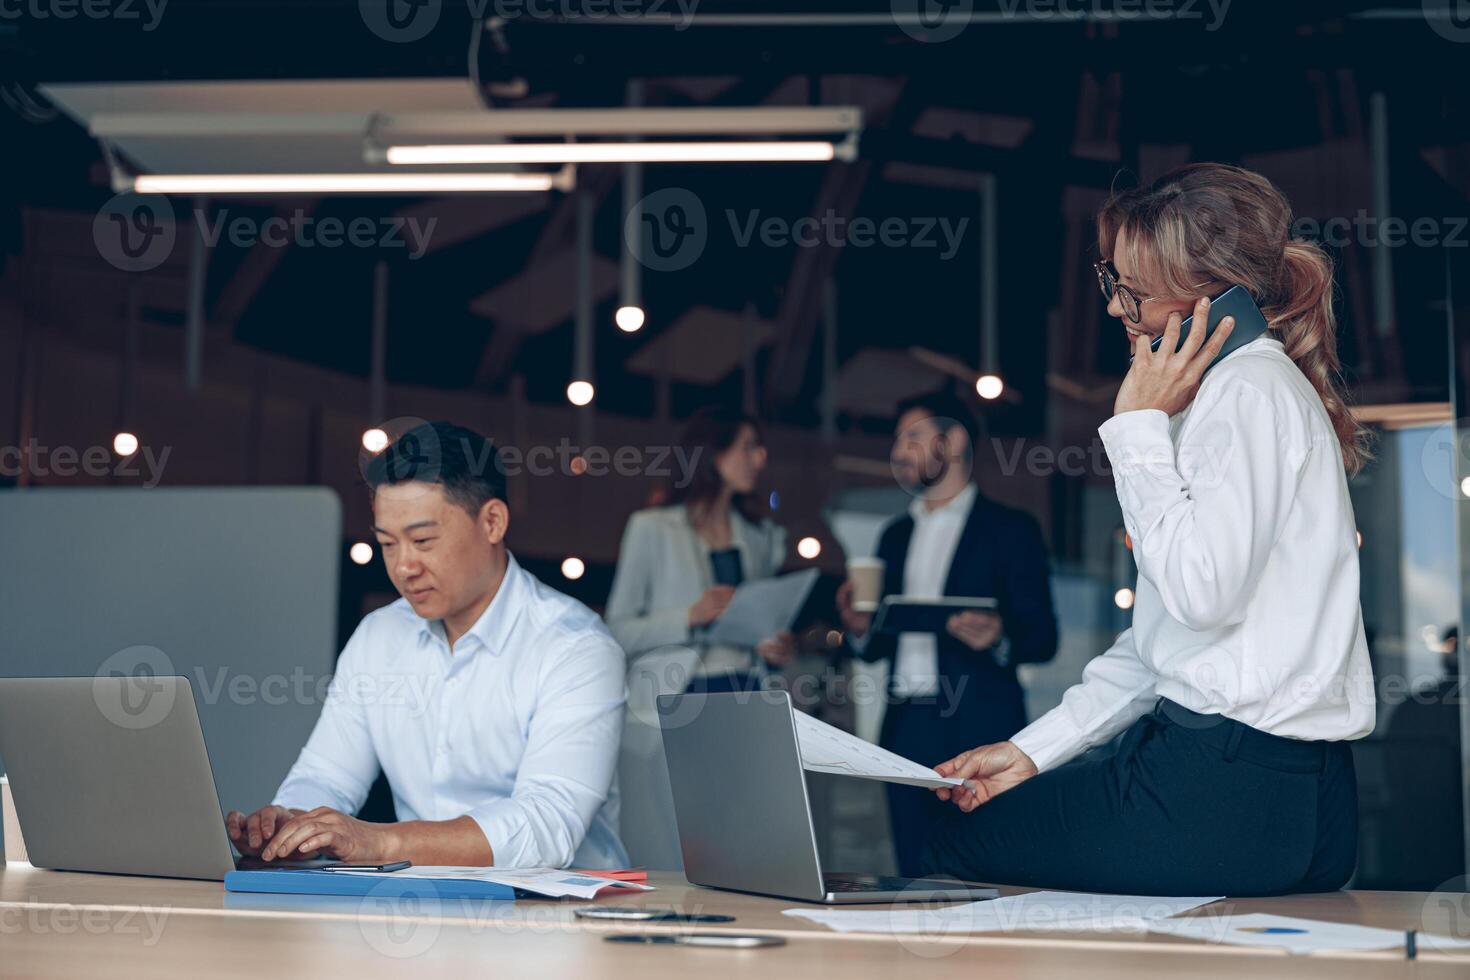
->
[793, 710, 962, 790]
[332, 867, 656, 900]
[785, 891, 1222, 935]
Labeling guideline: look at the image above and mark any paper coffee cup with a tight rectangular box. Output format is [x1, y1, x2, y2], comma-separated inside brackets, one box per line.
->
[847, 557, 885, 613]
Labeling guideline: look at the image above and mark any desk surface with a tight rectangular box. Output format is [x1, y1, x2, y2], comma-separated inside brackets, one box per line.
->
[3, 863, 1468, 979]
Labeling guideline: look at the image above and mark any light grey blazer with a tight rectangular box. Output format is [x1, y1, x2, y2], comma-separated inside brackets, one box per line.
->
[605, 504, 788, 677]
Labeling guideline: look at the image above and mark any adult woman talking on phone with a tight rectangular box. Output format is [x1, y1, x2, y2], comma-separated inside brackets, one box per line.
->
[923, 164, 1376, 896]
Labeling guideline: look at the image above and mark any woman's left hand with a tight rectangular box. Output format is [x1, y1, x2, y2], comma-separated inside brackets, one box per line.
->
[1114, 297, 1236, 417]
[757, 630, 798, 668]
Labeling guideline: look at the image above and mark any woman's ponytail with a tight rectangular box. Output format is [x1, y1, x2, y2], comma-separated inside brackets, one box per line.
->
[1274, 241, 1372, 475]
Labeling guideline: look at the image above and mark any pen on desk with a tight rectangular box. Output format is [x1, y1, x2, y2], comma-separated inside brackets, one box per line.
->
[1406, 929, 1416, 959]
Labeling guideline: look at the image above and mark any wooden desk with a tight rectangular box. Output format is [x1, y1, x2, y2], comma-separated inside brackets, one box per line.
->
[3, 863, 1468, 978]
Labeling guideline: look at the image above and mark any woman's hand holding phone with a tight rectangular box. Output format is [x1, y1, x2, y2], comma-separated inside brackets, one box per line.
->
[1115, 296, 1236, 417]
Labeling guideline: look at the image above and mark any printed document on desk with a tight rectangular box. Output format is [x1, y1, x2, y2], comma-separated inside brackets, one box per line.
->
[785, 891, 1223, 935]
[705, 568, 821, 649]
[1149, 913, 1470, 953]
[793, 710, 962, 789]
[329, 867, 656, 900]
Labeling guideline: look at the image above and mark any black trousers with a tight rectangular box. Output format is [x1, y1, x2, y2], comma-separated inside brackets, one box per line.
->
[883, 693, 1027, 877]
[921, 699, 1359, 897]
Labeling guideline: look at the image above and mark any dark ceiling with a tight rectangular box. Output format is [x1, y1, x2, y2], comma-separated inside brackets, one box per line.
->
[3, 0, 1469, 436]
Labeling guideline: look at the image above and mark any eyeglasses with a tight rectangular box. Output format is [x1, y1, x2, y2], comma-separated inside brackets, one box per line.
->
[1092, 259, 1150, 324]
[1093, 259, 1215, 325]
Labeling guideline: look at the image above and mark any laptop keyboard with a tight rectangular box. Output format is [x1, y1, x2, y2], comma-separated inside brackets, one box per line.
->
[823, 874, 915, 892]
[824, 874, 979, 894]
[825, 878, 879, 893]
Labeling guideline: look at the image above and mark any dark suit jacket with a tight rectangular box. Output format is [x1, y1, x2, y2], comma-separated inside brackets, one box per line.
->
[854, 489, 1059, 752]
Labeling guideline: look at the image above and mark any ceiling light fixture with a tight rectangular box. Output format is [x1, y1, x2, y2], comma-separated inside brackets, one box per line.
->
[383, 141, 844, 165]
[128, 170, 570, 195]
[368, 106, 862, 167]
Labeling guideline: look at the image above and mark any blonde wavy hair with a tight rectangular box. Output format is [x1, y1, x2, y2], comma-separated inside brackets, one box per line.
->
[1098, 163, 1372, 475]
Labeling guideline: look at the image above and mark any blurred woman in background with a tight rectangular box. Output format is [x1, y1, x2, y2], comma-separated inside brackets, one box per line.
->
[607, 406, 795, 693]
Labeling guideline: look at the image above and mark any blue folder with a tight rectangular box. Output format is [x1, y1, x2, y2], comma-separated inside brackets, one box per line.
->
[224, 869, 517, 901]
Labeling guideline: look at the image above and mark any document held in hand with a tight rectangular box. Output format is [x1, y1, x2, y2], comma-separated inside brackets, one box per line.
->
[793, 710, 962, 789]
[704, 568, 821, 649]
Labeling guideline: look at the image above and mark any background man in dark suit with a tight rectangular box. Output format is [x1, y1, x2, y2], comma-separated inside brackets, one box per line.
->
[837, 388, 1059, 875]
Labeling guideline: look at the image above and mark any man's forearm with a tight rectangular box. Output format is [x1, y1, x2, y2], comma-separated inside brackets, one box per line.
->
[383, 815, 495, 866]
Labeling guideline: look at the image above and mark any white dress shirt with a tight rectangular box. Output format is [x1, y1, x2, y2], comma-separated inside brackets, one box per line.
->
[274, 553, 630, 869]
[891, 484, 978, 697]
[1011, 337, 1376, 773]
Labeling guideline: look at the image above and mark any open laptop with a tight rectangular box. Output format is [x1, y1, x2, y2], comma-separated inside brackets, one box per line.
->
[0, 676, 330, 880]
[656, 690, 998, 904]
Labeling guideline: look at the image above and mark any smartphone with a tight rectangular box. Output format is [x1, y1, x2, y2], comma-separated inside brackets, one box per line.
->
[320, 860, 412, 872]
[604, 934, 785, 948]
[1138, 284, 1270, 374]
[575, 907, 736, 924]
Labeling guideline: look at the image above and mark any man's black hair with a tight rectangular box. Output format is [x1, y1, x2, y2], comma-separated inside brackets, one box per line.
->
[894, 386, 984, 457]
[364, 421, 506, 517]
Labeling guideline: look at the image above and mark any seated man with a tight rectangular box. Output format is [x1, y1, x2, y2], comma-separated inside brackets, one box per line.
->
[228, 421, 629, 869]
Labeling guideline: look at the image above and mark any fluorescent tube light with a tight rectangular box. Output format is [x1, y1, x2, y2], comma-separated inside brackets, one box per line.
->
[128, 172, 562, 194]
[384, 141, 842, 165]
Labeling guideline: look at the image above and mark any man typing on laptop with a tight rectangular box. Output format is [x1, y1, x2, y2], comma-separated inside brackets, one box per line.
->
[227, 422, 629, 870]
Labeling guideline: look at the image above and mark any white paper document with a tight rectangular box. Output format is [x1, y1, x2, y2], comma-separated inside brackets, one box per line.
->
[1149, 913, 1470, 954]
[793, 710, 962, 789]
[785, 891, 1222, 935]
[704, 568, 820, 649]
[332, 867, 655, 900]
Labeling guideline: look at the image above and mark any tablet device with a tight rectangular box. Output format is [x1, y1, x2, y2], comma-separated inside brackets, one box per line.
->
[872, 596, 998, 635]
